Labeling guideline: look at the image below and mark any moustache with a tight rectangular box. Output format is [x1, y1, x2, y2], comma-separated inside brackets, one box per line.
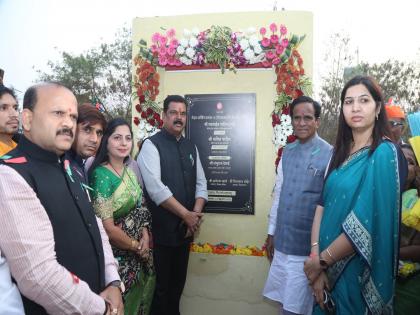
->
[173, 120, 183, 126]
[56, 128, 74, 138]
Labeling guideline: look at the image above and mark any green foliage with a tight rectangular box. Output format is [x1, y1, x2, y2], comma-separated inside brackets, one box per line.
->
[356, 61, 420, 112]
[203, 26, 233, 73]
[317, 33, 354, 144]
[138, 39, 155, 64]
[317, 33, 420, 144]
[36, 27, 132, 121]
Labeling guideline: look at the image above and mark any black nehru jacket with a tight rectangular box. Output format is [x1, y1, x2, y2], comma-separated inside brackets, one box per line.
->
[1, 136, 105, 315]
[144, 128, 197, 246]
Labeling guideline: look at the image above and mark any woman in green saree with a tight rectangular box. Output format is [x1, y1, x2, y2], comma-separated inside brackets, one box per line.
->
[89, 118, 155, 315]
[304, 76, 405, 314]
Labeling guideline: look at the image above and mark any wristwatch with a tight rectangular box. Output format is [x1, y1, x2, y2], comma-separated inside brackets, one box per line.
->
[319, 252, 329, 270]
[108, 280, 125, 293]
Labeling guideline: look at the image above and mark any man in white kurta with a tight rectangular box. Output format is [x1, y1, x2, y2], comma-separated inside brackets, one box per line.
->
[262, 96, 332, 315]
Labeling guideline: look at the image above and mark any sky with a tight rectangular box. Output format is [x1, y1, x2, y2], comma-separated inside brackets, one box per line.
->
[1, 0, 419, 97]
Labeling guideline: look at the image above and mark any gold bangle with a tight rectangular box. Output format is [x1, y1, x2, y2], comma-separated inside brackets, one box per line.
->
[311, 242, 319, 248]
[326, 247, 336, 262]
[131, 239, 138, 250]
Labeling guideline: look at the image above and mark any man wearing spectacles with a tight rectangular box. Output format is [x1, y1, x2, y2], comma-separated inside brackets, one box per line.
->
[385, 99, 406, 145]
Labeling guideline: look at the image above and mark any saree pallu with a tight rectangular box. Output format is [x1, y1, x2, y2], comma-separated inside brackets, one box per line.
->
[91, 166, 156, 315]
[314, 142, 400, 315]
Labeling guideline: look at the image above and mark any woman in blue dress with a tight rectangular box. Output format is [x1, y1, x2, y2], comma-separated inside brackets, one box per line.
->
[304, 76, 406, 314]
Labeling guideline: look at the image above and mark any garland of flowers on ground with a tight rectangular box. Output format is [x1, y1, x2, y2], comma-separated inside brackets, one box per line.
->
[132, 22, 311, 167]
[190, 242, 266, 257]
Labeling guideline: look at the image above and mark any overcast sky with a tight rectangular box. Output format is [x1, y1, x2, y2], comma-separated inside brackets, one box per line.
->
[1, 0, 419, 97]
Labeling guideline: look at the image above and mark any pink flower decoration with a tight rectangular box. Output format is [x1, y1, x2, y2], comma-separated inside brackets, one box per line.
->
[281, 38, 289, 48]
[261, 37, 271, 48]
[275, 45, 284, 55]
[280, 25, 287, 35]
[175, 59, 183, 66]
[269, 23, 277, 33]
[167, 57, 176, 66]
[266, 50, 276, 60]
[170, 39, 179, 47]
[151, 44, 158, 53]
[158, 55, 168, 66]
[270, 34, 279, 44]
[167, 47, 176, 56]
[152, 32, 161, 43]
[158, 36, 167, 46]
[262, 60, 271, 67]
[159, 46, 167, 55]
[272, 57, 280, 65]
[259, 27, 267, 36]
[166, 28, 176, 38]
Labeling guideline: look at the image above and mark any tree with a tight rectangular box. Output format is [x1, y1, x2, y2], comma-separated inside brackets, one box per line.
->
[356, 60, 420, 112]
[317, 33, 356, 144]
[317, 33, 420, 144]
[36, 27, 132, 121]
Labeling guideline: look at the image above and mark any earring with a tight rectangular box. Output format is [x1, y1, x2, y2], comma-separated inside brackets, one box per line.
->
[376, 113, 379, 121]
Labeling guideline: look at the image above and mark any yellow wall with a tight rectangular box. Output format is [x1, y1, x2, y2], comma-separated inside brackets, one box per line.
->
[132, 11, 313, 315]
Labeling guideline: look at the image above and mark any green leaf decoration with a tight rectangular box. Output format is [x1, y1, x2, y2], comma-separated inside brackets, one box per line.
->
[202, 25, 233, 73]
[289, 34, 299, 46]
[284, 47, 292, 59]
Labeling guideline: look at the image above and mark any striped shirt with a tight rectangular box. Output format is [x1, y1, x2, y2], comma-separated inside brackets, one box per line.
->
[0, 165, 120, 315]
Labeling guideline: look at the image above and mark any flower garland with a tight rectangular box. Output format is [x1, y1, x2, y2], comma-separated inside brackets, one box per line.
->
[398, 260, 420, 278]
[132, 56, 163, 140]
[190, 242, 266, 257]
[132, 22, 311, 166]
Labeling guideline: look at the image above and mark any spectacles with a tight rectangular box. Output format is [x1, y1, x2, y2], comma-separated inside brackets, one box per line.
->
[389, 121, 404, 127]
[323, 290, 336, 314]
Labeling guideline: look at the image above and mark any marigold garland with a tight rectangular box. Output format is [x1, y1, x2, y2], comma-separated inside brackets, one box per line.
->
[190, 242, 266, 257]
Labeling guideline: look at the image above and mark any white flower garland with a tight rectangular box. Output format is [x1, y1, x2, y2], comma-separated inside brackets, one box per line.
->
[137, 119, 160, 141]
[272, 114, 293, 150]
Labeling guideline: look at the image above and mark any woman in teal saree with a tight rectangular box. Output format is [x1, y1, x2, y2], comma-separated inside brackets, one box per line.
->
[89, 118, 155, 315]
[304, 76, 405, 314]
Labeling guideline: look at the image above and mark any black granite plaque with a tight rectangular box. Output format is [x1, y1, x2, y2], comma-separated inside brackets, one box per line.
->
[186, 93, 255, 214]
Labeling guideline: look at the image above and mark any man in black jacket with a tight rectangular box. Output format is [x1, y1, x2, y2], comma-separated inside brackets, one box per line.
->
[138, 95, 208, 315]
[0, 82, 122, 315]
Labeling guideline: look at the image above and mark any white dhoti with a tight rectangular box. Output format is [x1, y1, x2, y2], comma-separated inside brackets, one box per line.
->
[263, 250, 313, 315]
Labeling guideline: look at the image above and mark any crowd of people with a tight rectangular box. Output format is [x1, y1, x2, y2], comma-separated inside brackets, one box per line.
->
[0, 74, 418, 315]
[0, 84, 206, 315]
